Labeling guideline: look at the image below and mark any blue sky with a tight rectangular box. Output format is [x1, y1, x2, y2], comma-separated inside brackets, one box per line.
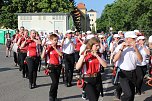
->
[75, 0, 115, 18]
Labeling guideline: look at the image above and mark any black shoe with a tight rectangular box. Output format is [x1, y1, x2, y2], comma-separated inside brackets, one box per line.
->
[32, 83, 37, 88]
[23, 75, 25, 78]
[19, 68, 22, 71]
[25, 75, 29, 79]
[15, 64, 18, 67]
[67, 83, 72, 87]
[136, 90, 142, 95]
[55, 98, 60, 101]
[82, 90, 87, 100]
[49, 96, 55, 101]
[114, 90, 121, 99]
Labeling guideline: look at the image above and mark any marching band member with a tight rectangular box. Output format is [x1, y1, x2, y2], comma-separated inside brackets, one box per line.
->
[75, 33, 83, 63]
[41, 34, 62, 101]
[17, 29, 29, 78]
[113, 31, 142, 101]
[61, 30, 76, 87]
[135, 36, 150, 95]
[76, 37, 107, 101]
[21, 30, 41, 89]
[15, 26, 24, 71]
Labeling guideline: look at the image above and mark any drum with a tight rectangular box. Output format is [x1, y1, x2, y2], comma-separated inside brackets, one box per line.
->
[11, 43, 18, 53]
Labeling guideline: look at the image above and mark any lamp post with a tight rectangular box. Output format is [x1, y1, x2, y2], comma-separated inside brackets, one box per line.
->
[109, 27, 113, 35]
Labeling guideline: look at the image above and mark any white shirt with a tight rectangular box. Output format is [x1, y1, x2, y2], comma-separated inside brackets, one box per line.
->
[110, 41, 118, 53]
[136, 45, 149, 66]
[114, 44, 138, 71]
[62, 38, 76, 54]
[79, 44, 86, 56]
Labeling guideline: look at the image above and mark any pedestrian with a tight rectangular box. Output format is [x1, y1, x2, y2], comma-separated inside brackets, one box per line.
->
[76, 37, 107, 101]
[113, 31, 143, 101]
[61, 30, 76, 87]
[5, 33, 11, 57]
[21, 29, 41, 89]
[41, 34, 62, 101]
[11, 29, 19, 66]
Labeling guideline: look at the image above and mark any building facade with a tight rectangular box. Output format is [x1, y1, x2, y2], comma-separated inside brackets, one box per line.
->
[87, 9, 97, 32]
[16, 13, 73, 34]
[77, 3, 97, 32]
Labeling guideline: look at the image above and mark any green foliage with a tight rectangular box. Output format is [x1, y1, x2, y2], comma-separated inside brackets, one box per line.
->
[91, 25, 96, 34]
[97, 0, 152, 36]
[0, 0, 75, 29]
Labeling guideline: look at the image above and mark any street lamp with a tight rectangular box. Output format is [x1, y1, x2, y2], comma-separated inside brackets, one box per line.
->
[109, 27, 113, 35]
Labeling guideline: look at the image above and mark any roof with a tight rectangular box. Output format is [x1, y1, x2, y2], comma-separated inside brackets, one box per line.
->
[77, 3, 86, 9]
[88, 9, 96, 12]
[15, 13, 70, 16]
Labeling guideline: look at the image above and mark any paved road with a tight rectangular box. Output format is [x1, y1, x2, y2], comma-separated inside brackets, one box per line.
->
[0, 45, 152, 101]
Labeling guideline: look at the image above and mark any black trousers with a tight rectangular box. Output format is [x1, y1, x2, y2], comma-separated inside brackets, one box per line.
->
[13, 52, 18, 64]
[83, 74, 103, 101]
[135, 65, 147, 93]
[18, 51, 21, 70]
[119, 70, 136, 101]
[74, 51, 80, 63]
[48, 64, 62, 99]
[63, 53, 75, 84]
[26, 56, 39, 85]
[20, 52, 28, 77]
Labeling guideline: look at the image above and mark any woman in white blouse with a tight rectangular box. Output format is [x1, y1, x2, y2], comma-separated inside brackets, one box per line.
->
[136, 36, 150, 95]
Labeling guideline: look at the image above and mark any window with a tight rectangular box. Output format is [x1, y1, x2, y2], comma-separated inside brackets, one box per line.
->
[38, 16, 41, 20]
[56, 15, 59, 20]
[52, 15, 64, 20]
[59, 16, 61, 20]
[43, 16, 46, 20]
[52, 15, 55, 20]
[20, 16, 32, 20]
[62, 16, 64, 20]
[89, 14, 94, 17]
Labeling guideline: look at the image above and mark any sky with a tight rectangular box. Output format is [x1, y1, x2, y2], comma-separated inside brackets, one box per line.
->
[75, 0, 115, 18]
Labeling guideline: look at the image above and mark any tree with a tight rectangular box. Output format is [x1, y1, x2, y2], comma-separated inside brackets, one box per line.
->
[0, 0, 75, 29]
[97, 0, 152, 36]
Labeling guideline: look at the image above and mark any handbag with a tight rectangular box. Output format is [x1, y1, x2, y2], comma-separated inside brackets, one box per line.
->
[11, 43, 18, 53]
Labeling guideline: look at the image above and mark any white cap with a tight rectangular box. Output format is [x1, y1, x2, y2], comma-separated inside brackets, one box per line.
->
[125, 31, 137, 38]
[118, 31, 123, 34]
[66, 30, 74, 34]
[86, 34, 94, 39]
[149, 35, 152, 43]
[98, 34, 105, 38]
[82, 32, 86, 35]
[86, 31, 92, 34]
[136, 36, 145, 41]
[134, 30, 140, 33]
[113, 34, 120, 38]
